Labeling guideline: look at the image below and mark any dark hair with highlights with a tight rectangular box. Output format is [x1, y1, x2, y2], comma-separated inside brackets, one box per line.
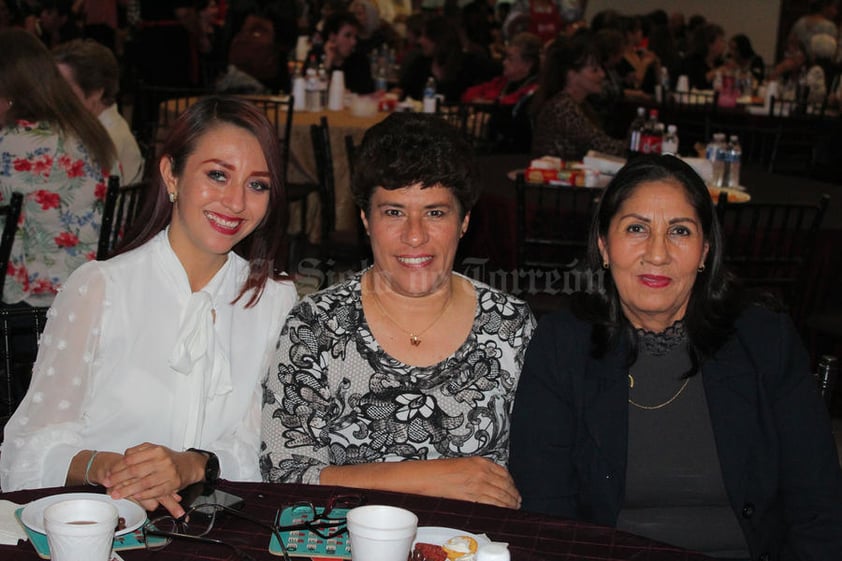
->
[114, 96, 288, 307]
[574, 155, 741, 375]
[351, 112, 480, 218]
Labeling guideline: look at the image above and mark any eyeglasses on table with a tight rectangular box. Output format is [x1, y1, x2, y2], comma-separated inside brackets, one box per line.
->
[141, 494, 364, 560]
[272, 494, 364, 556]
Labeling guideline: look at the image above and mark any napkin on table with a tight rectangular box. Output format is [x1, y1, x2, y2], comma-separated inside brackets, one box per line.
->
[0, 499, 28, 545]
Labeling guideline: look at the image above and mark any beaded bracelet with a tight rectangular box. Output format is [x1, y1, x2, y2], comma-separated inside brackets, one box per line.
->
[83, 450, 99, 486]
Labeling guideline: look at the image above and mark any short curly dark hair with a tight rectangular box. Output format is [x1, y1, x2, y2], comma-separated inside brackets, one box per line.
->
[351, 113, 481, 218]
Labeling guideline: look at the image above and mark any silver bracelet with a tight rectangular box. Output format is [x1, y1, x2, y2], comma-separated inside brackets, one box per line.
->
[83, 450, 99, 486]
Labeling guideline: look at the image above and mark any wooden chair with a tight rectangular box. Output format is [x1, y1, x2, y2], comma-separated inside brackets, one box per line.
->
[304, 118, 364, 284]
[0, 305, 48, 440]
[767, 96, 834, 177]
[0, 193, 24, 298]
[716, 191, 830, 325]
[514, 173, 603, 316]
[661, 90, 719, 151]
[97, 176, 149, 260]
[437, 101, 499, 153]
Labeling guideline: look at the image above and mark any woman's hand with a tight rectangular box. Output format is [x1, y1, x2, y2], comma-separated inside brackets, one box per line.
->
[321, 456, 522, 509]
[101, 443, 205, 506]
[418, 457, 522, 508]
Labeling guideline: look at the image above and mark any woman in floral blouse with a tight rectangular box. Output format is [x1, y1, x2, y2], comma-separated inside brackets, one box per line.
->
[261, 113, 535, 508]
[0, 28, 118, 307]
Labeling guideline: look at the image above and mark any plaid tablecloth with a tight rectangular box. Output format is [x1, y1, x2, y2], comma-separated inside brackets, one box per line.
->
[0, 481, 712, 561]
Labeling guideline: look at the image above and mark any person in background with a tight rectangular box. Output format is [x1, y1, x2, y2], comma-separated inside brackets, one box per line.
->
[510, 154, 842, 560]
[461, 31, 540, 104]
[307, 11, 375, 95]
[350, 0, 397, 60]
[681, 22, 726, 90]
[54, 39, 145, 184]
[37, 0, 82, 48]
[769, 31, 808, 82]
[805, 33, 839, 104]
[0, 28, 117, 307]
[0, 97, 298, 518]
[616, 15, 659, 95]
[789, 0, 838, 60]
[261, 113, 535, 508]
[726, 33, 765, 85]
[402, 15, 497, 101]
[531, 30, 625, 160]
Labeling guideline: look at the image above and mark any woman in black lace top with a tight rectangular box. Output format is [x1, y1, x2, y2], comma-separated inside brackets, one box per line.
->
[510, 155, 842, 560]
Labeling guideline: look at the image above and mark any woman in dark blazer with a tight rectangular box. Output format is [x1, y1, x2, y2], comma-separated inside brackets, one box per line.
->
[510, 155, 842, 560]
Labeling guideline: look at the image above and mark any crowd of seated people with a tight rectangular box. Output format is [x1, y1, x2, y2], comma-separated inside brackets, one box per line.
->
[0, 3, 842, 558]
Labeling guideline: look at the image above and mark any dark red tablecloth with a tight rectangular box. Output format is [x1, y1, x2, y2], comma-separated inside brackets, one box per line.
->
[0, 482, 712, 561]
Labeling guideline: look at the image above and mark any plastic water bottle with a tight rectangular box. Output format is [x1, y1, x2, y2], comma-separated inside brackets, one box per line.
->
[422, 76, 437, 113]
[661, 124, 679, 155]
[375, 62, 387, 93]
[726, 135, 741, 187]
[317, 62, 328, 110]
[305, 67, 321, 112]
[627, 106, 646, 156]
[706, 132, 726, 186]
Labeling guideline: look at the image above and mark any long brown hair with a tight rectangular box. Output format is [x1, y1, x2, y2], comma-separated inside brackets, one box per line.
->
[115, 96, 289, 307]
[0, 29, 116, 172]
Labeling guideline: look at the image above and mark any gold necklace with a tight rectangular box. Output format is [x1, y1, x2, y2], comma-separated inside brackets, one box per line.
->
[627, 372, 690, 410]
[365, 275, 453, 346]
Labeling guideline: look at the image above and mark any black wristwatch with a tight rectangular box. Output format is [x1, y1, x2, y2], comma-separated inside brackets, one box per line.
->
[188, 448, 220, 490]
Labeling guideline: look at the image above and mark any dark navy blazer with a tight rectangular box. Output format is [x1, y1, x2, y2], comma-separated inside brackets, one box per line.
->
[510, 306, 842, 561]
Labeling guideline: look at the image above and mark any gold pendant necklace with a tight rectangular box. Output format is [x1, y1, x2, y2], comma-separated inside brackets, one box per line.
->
[627, 371, 690, 410]
[365, 274, 453, 347]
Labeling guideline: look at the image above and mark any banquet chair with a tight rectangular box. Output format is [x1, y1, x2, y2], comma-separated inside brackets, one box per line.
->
[0, 305, 48, 441]
[716, 191, 830, 325]
[767, 97, 834, 177]
[515, 173, 602, 271]
[130, 82, 213, 169]
[306, 118, 365, 284]
[0, 193, 24, 299]
[661, 90, 719, 150]
[436, 102, 498, 154]
[97, 176, 150, 260]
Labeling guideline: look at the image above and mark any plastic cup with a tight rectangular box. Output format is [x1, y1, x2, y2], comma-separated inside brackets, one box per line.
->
[43, 499, 118, 561]
[346, 505, 417, 561]
[676, 75, 689, 93]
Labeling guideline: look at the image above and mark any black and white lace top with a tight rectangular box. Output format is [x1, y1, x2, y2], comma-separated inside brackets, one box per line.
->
[259, 272, 536, 484]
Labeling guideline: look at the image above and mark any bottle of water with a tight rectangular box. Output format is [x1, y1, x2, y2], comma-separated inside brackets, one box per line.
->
[422, 76, 437, 113]
[305, 67, 320, 112]
[655, 66, 670, 103]
[317, 62, 328, 110]
[375, 61, 388, 93]
[661, 124, 679, 155]
[816, 355, 839, 409]
[627, 106, 646, 156]
[726, 135, 741, 187]
[706, 132, 726, 186]
[713, 70, 723, 92]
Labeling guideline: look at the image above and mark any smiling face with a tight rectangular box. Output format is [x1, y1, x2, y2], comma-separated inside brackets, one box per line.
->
[362, 184, 469, 298]
[331, 23, 358, 59]
[162, 123, 271, 274]
[598, 180, 709, 332]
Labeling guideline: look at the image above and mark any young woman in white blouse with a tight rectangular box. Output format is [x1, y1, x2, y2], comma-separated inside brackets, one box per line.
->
[0, 97, 297, 517]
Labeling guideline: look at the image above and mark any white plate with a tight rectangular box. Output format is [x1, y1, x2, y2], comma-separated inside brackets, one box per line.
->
[413, 526, 492, 547]
[21, 492, 146, 536]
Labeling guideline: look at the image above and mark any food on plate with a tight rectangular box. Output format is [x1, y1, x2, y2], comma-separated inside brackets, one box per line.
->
[115, 516, 126, 532]
[442, 535, 478, 559]
[707, 185, 751, 203]
[412, 542, 448, 561]
[411, 535, 479, 561]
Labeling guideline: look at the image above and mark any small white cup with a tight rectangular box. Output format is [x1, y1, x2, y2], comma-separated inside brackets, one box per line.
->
[478, 542, 511, 561]
[346, 505, 418, 561]
[44, 499, 118, 561]
[676, 74, 690, 93]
